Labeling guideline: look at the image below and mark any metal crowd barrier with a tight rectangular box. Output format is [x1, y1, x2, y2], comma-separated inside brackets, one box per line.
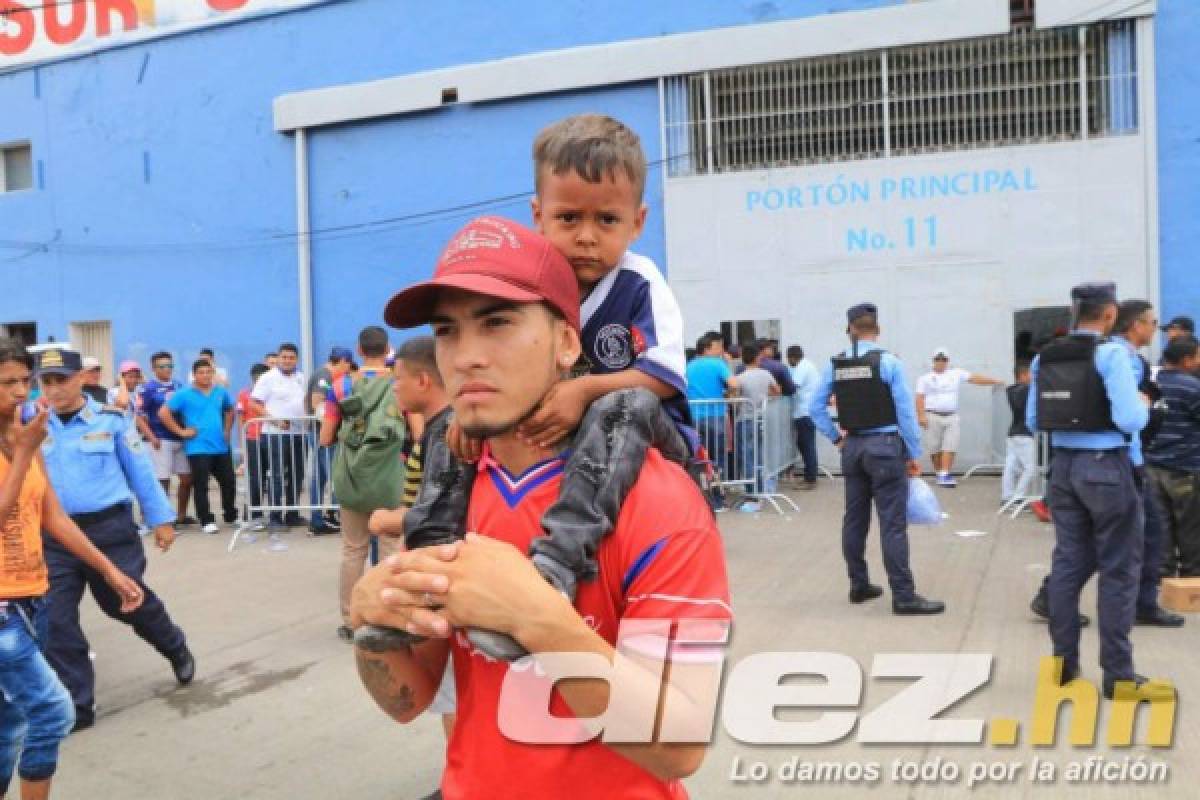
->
[688, 397, 800, 516]
[229, 414, 338, 552]
[998, 432, 1049, 519]
[960, 384, 1007, 480]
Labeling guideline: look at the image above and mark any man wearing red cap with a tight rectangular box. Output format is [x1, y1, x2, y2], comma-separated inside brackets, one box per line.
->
[351, 217, 729, 799]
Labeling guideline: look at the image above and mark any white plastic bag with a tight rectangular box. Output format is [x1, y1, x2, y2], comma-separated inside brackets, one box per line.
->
[907, 477, 943, 526]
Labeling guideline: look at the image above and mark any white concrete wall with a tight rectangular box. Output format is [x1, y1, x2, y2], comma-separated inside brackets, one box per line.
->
[665, 137, 1150, 468]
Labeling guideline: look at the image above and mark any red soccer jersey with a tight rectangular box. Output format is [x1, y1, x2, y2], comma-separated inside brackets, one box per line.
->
[441, 446, 731, 800]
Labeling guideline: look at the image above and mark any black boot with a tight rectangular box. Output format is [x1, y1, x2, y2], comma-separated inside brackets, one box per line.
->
[1030, 587, 1091, 627]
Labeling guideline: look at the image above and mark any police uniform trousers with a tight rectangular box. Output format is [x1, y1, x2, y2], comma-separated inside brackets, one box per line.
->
[1137, 468, 1166, 613]
[44, 504, 186, 716]
[1035, 465, 1164, 613]
[840, 432, 916, 600]
[1046, 449, 1142, 681]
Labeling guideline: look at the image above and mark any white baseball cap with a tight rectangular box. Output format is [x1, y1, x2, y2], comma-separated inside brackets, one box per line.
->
[932, 347, 950, 360]
[82, 355, 102, 370]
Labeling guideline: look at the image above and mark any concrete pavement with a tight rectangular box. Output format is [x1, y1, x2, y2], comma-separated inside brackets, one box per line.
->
[55, 477, 1198, 798]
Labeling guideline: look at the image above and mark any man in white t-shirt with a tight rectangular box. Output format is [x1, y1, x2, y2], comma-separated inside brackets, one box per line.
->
[250, 343, 308, 527]
[915, 348, 1002, 487]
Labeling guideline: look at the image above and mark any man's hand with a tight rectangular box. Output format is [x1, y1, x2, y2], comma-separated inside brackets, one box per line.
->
[11, 406, 47, 453]
[446, 419, 483, 463]
[517, 380, 590, 448]
[350, 543, 461, 634]
[181, 427, 198, 440]
[918, 413, 928, 429]
[104, 569, 145, 613]
[148, 435, 162, 451]
[153, 524, 176, 553]
[436, 534, 576, 647]
[368, 508, 407, 537]
[907, 459, 922, 477]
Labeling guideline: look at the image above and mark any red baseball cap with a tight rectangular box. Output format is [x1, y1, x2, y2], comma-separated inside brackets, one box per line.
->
[384, 217, 580, 332]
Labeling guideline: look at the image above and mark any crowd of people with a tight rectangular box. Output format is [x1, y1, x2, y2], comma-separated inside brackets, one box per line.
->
[683, 330, 1011, 507]
[1, 109, 1196, 800]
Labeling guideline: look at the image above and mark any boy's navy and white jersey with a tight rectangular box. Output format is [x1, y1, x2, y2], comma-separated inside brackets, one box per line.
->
[577, 251, 690, 424]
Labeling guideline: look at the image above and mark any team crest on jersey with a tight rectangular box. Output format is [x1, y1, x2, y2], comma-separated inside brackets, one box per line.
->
[595, 323, 635, 370]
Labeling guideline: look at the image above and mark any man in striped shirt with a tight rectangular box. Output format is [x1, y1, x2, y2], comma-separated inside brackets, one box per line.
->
[1147, 335, 1200, 577]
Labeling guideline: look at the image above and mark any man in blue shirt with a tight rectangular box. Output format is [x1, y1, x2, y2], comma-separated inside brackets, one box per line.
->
[811, 303, 944, 615]
[160, 360, 237, 535]
[787, 345, 820, 488]
[757, 339, 796, 397]
[686, 331, 738, 509]
[1146, 335, 1200, 577]
[136, 351, 194, 526]
[35, 347, 193, 732]
[1026, 283, 1158, 699]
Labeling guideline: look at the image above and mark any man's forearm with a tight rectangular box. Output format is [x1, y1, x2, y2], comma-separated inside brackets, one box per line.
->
[158, 408, 187, 437]
[517, 612, 708, 781]
[319, 416, 337, 447]
[135, 415, 156, 441]
[354, 640, 447, 724]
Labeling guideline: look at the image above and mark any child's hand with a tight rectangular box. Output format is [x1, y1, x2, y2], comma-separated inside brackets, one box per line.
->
[446, 419, 483, 463]
[517, 381, 588, 448]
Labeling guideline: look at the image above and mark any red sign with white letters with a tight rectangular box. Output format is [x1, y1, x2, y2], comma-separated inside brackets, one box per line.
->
[0, 0, 326, 67]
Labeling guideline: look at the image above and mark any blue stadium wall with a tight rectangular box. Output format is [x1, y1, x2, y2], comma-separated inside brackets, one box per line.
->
[0, 0, 1196, 378]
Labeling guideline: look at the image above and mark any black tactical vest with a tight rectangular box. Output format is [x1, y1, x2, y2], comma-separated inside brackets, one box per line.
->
[1035, 334, 1117, 432]
[832, 348, 898, 432]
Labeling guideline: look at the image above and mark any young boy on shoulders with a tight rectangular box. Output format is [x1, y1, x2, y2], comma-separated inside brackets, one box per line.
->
[361, 115, 697, 661]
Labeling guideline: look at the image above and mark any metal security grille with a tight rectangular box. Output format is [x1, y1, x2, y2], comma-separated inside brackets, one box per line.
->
[663, 20, 1139, 177]
[1087, 19, 1138, 136]
[887, 26, 1083, 155]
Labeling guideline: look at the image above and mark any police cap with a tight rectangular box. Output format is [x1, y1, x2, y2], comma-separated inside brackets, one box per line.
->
[847, 303, 878, 324]
[1070, 282, 1117, 305]
[35, 348, 82, 377]
[1161, 316, 1195, 334]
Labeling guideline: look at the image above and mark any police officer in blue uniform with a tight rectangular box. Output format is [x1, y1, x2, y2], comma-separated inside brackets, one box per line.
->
[1029, 298, 1185, 628]
[811, 303, 945, 615]
[34, 348, 194, 732]
[1026, 283, 1153, 698]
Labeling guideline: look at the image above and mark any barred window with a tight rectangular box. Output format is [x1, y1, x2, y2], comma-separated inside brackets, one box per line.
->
[663, 20, 1138, 177]
[0, 142, 32, 193]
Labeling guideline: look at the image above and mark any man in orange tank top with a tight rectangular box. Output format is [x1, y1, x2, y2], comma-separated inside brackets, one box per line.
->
[0, 338, 143, 800]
